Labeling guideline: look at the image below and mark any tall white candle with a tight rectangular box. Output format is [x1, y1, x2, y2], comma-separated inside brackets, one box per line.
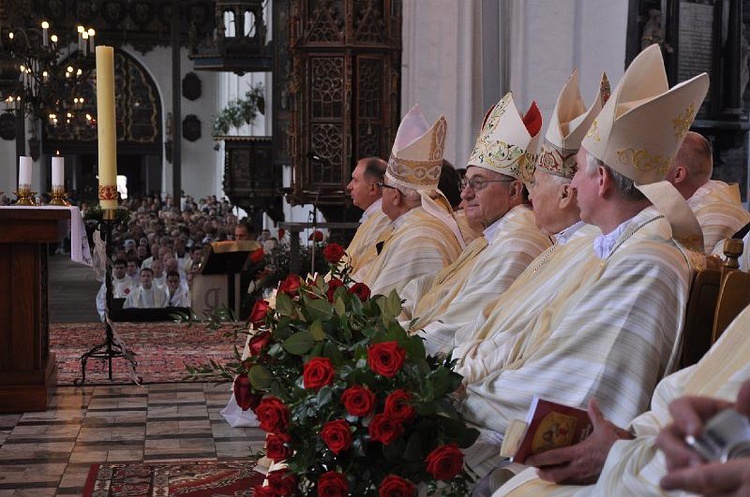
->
[96, 45, 118, 209]
[18, 156, 32, 188]
[51, 154, 64, 187]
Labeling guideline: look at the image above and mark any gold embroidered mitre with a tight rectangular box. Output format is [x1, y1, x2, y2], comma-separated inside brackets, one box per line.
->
[467, 92, 543, 183]
[386, 104, 447, 191]
[581, 44, 709, 185]
[536, 71, 610, 179]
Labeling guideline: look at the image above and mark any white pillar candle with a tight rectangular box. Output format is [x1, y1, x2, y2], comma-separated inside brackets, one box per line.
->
[18, 156, 32, 188]
[96, 45, 118, 209]
[51, 155, 64, 187]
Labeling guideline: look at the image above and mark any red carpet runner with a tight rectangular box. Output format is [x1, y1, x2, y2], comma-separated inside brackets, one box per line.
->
[51, 322, 246, 385]
[83, 460, 263, 496]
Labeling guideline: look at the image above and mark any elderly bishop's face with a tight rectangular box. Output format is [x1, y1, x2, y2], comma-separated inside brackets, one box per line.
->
[571, 147, 599, 225]
[460, 166, 517, 228]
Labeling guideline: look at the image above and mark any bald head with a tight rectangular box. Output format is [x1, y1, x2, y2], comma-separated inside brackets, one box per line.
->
[665, 131, 713, 200]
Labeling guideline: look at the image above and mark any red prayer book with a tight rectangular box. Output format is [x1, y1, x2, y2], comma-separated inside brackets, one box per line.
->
[501, 397, 593, 464]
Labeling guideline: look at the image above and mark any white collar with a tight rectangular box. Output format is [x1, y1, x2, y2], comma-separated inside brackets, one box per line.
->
[362, 198, 383, 220]
[555, 220, 586, 246]
[593, 217, 634, 259]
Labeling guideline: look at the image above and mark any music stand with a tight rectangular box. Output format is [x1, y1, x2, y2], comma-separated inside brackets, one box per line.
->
[200, 240, 262, 317]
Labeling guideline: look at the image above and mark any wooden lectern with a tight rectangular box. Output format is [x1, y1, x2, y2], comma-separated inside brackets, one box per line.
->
[0, 208, 68, 412]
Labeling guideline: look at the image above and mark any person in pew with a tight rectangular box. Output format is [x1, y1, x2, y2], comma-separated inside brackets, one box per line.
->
[360, 104, 464, 296]
[490, 303, 750, 497]
[458, 45, 709, 481]
[151, 258, 166, 289]
[165, 270, 190, 307]
[95, 258, 134, 321]
[124, 267, 169, 309]
[665, 131, 750, 254]
[125, 257, 140, 287]
[398, 89, 550, 355]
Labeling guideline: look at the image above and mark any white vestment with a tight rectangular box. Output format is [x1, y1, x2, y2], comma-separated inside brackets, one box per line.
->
[124, 285, 169, 309]
[461, 207, 699, 477]
[688, 180, 750, 253]
[361, 206, 462, 297]
[452, 222, 600, 383]
[347, 199, 392, 281]
[494, 303, 750, 497]
[403, 206, 551, 355]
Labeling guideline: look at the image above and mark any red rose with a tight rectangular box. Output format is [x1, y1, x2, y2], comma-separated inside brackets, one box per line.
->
[425, 443, 464, 480]
[326, 278, 345, 302]
[349, 282, 371, 301]
[253, 485, 276, 497]
[378, 474, 416, 497]
[278, 228, 285, 239]
[267, 468, 297, 495]
[279, 275, 302, 297]
[320, 419, 352, 454]
[384, 390, 415, 423]
[249, 247, 265, 264]
[341, 385, 376, 417]
[309, 230, 324, 242]
[303, 357, 336, 390]
[256, 396, 290, 433]
[249, 299, 270, 326]
[249, 331, 272, 357]
[367, 341, 406, 378]
[265, 432, 291, 462]
[322, 243, 346, 264]
[233, 373, 262, 412]
[317, 471, 349, 496]
[368, 414, 404, 445]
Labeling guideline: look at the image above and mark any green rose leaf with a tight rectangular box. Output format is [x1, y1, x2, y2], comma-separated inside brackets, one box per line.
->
[283, 331, 315, 355]
[305, 298, 335, 321]
[310, 320, 326, 341]
[402, 431, 425, 462]
[248, 364, 273, 389]
[334, 295, 346, 316]
[275, 292, 294, 316]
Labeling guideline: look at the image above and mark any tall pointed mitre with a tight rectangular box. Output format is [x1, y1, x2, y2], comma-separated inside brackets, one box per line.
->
[467, 92, 543, 183]
[386, 104, 447, 191]
[536, 71, 610, 179]
[581, 44, 709, 184]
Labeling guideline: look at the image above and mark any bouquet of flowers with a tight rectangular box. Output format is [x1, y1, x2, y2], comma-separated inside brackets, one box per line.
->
[233, 243, 479, 496]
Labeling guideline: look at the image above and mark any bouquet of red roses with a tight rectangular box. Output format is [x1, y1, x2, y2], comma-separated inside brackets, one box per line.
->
[236, 243, 479, 496]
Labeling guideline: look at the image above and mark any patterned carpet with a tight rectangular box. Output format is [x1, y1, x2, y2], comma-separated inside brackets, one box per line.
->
[83, 460, 263, 496]
[51, 321, 247, 385]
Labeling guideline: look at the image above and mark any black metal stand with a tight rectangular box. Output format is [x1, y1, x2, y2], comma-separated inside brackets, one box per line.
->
[74, 212, 139, 385]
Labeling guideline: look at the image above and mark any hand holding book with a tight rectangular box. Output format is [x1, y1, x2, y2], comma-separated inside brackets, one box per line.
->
[501, 398, 633, 485]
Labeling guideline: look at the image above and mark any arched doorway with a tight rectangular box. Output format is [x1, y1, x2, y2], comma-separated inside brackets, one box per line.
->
[42, 48, 163, 200]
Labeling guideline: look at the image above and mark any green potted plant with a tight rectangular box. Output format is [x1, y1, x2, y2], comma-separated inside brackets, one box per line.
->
[212, 82, 265, 137]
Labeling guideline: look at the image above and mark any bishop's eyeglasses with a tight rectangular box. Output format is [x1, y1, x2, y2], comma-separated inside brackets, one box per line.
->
[459, 176, 515, 191]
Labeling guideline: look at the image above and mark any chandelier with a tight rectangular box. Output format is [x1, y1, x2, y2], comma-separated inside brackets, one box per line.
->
[1, 18, 96, 129]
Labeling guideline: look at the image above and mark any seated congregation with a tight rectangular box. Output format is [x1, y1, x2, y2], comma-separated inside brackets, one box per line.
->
[226, 44, 750, 495]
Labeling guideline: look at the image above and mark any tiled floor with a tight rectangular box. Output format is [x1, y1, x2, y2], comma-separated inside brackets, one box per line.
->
[0, 383, 266, 496]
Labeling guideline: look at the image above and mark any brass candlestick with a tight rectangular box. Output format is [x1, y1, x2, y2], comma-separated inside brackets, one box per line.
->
[12, 186, 37, 206]
[49, 186, 70, 206]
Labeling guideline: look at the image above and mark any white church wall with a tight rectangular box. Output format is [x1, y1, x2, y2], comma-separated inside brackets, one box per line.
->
[402, 0, 629, 164]
[127, 45, 220, 200]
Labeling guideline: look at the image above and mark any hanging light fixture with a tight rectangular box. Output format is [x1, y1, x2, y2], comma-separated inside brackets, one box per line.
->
[0, 17, 96, 129]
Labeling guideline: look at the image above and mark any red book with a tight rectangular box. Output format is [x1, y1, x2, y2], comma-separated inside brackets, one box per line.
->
[501, 397, 593, 464]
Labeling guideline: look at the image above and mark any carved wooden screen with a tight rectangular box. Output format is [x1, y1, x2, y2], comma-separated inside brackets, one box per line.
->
[286, 0, 402, 213]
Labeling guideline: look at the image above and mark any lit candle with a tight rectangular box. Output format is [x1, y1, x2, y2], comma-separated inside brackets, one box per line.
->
[18, 156, 32, 188]
[88, 28, 95, 50]
[82, 31, 89, 56]
[96, 45, 118, 209]
[41, 21, 49, 47]
[51, 153, 64, 187]
[77, 25, 84, 53]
